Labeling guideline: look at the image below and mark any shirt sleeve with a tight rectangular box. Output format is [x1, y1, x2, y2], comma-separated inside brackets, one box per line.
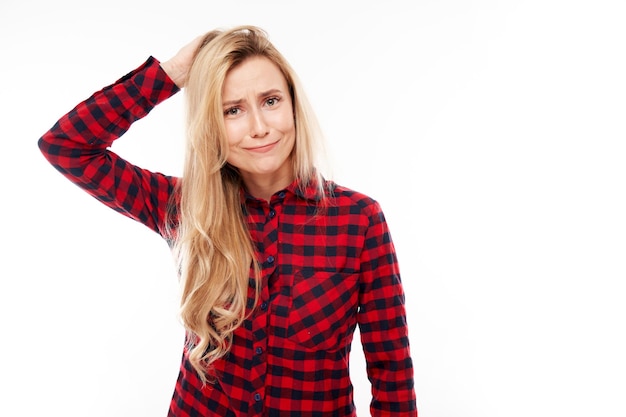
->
[357, 202, 418, 416]
[37, 56, 181, 237]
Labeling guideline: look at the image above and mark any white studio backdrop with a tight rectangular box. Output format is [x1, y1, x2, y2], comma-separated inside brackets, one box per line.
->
[1, 0, 625, 416]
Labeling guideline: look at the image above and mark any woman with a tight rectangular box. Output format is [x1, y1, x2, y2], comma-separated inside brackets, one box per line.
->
[38, 25, 417, 417]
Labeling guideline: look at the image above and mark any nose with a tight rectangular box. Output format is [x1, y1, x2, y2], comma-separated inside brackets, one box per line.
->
[249, 108, 269, 138]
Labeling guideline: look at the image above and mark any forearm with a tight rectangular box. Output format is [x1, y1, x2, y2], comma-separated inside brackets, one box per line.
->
[38, 57, 178, 156]
[360, 282, 417, 417]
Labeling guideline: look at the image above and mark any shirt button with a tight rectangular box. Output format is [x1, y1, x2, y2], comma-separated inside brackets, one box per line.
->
[278, 191, 286, 199]
[254, 393, 262, 402]
[269, 209, 276, 218]
[261, 302, 268, 310]
[266, 255, 274, 264]
[255, 347, 263, 355]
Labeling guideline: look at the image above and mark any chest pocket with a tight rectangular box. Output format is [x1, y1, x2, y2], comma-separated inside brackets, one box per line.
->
[287, 269, 359, 351]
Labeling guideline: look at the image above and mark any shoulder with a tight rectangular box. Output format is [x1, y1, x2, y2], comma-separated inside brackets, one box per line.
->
[324, 180, 384, 217]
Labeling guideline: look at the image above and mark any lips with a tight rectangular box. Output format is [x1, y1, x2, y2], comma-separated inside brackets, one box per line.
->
[247, 140, 279, 153]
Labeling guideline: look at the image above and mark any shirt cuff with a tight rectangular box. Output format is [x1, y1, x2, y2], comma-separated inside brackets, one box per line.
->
[114, 56, 181, 107]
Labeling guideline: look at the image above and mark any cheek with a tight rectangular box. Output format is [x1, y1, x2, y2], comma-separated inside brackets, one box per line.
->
[223, 124, 245, 167]
[274, 110, 296, 134]
[225, 146, 243, 169]
[224, 121, 244, 147]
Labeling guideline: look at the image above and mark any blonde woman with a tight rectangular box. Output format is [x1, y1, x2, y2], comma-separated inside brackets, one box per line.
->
[38, 26, 417, 416]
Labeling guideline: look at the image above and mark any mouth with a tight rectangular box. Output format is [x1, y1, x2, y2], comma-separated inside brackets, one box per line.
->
[246, 140, 279, 153]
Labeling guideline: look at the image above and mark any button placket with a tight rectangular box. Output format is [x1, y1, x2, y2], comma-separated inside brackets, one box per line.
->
[247, 192, 280, 410]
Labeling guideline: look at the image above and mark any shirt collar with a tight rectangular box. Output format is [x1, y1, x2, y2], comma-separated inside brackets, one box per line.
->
[241, 175, 327, 204]
[287, 175, 326, 202]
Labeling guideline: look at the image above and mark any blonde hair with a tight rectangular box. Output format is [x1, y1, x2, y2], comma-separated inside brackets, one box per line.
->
[171, 25, 326, 384]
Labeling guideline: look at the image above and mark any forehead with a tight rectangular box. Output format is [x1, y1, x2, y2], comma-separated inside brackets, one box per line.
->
[222, 56, 288, 97]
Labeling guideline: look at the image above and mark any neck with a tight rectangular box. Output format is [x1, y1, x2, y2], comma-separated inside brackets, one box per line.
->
[242, 172, 294, 202]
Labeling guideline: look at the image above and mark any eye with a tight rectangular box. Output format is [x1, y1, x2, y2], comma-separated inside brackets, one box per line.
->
[224, 107, 240, 116]
[265, 97, 280, 107]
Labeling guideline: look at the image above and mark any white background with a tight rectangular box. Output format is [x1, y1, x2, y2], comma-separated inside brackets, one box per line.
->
[1, 1, 625, 416]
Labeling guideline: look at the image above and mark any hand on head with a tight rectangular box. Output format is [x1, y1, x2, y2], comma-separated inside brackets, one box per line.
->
[160, 34, 206, 88]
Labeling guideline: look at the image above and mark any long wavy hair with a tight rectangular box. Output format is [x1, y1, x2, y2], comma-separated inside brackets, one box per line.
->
[170, 25, 326, 384]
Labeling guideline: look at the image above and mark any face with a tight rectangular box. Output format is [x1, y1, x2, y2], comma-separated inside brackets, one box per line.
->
[222, 56, 296, 190]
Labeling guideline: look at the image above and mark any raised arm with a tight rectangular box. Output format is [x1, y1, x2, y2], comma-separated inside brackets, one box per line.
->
[37, 56, 180, 236]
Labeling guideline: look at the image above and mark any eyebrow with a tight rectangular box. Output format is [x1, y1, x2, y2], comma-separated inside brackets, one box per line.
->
[222, 89, 284, 107]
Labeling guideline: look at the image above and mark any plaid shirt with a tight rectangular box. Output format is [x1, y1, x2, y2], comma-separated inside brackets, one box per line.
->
[38, 57, 417, 417]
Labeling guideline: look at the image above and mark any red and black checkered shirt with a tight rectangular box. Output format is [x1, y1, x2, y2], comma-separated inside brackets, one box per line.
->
[38, 57, 417, 417]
